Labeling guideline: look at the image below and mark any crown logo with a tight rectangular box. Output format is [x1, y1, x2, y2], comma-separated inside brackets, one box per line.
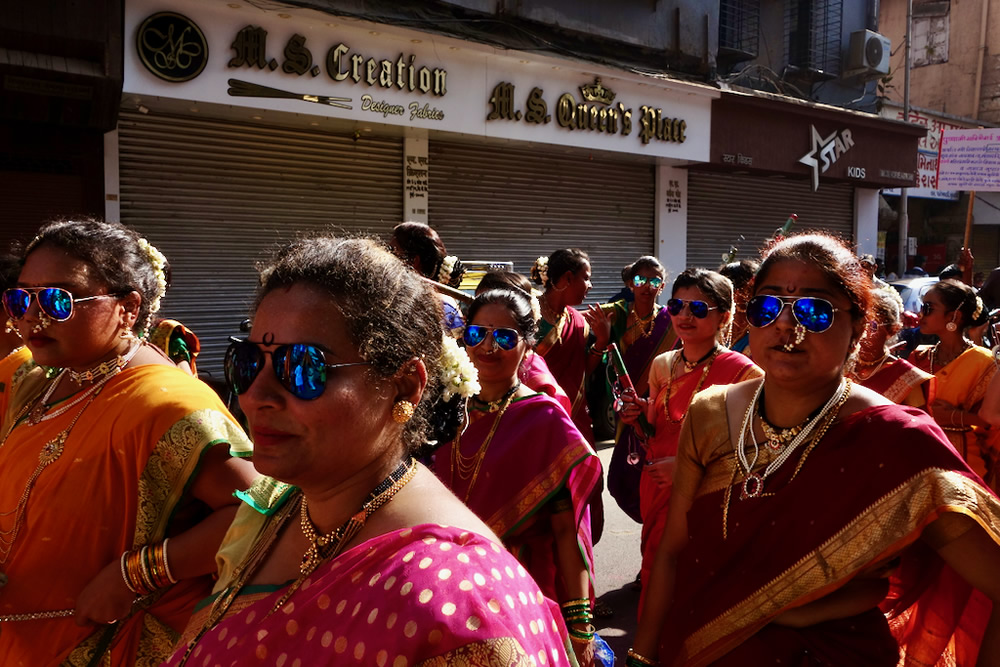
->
[580, 78, 615, 105]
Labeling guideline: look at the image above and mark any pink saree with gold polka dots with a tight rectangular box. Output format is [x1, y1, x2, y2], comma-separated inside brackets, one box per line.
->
[163, 524, 573, 666]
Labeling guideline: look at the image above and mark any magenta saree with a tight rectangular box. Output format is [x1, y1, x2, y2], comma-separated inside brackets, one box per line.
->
[433, 393, 602, 602]
[165, 523, 572, 666]
[520, 350, 573, 416]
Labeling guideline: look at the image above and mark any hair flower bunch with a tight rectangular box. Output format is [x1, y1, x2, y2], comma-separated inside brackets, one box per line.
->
[439, 334, 480, 401]
[137, 237, 168, 315]
[528, 292, 542, 322]
[532, 256, 549, 287]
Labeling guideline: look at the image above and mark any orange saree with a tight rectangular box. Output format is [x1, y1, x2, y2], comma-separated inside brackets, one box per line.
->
[0, 364, 252, 666]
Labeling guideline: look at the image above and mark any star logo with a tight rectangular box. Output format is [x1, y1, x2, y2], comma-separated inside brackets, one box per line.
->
[798, 126, 840, 192]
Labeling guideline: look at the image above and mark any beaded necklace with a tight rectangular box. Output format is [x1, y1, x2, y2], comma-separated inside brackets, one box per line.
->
[735, 379, 851, 500]
[178, 458, 418, 666]
[663, 347, 719, 424]
[928, 339, 971, 373]
[472, 382, 521, 413]
[630, 305, 657, 338]
[451, 391, 517, 502]
[849, 351, 891, 382]
[755, 387, 827, 451]
[680, 345, 718, 372]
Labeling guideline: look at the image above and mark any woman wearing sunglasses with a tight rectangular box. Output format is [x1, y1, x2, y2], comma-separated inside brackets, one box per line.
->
[167, 238, 575, 666]
[630, 233, 1000, 667]
[0, 253, 31, 415]
[847, 286, 933, 408]
[583, 258, 677, 522]
[910, 280, 998, 481]
[433, 287, 606, 667]
[532, 248, 596, 443]
[0, 219, 256, 665]
[619, 268, 760, 596]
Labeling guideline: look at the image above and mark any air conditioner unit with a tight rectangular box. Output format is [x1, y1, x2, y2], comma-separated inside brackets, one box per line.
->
[846, 29, 891, 78]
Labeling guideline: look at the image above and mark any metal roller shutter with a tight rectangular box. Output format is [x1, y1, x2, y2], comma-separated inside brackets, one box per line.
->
[429, 141, 655, 301]
[686, 171, 855, 269]
[118, 111, 403, 377]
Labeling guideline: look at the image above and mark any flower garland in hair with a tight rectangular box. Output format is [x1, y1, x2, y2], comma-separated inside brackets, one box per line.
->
[528, 291, 542, 322]
[532, 256, 549, 287]
[973, 296, 984, 322]
[137, 237, 168, 335]
[439, 335, 480, 401]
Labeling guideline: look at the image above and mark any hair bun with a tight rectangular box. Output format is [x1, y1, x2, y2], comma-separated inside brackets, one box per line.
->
[530, 256, 549, 286]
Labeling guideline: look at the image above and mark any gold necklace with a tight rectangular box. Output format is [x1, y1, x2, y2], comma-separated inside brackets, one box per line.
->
[629, 306, 656, 338]
[850, 352, 891, 381]
[473, 382, 521, 413]
[178, 458, 418, 667]
[451, 392, 517, 501]
[663, 348, 718, 424]
[929, 340, 971, 372]
[0, 381, 108, 587]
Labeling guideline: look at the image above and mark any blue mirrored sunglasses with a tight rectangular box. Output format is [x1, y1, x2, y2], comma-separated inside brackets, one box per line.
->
[746, 295, 839, 333]
[632, 275, 664, 289]
[666, 298, 717, 319]
[224, 337, 368, 400]
[2, 287, 122, 322]
[462, 324, 520, 351]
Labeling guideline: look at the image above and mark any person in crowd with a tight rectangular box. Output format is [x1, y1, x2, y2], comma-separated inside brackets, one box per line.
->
[166, 237, 574, 666]
[476, 270, 572, 415]
[433, 287, 605, 667]
[390, 221, 467, 336]
[630, 233, 1000, 667]
[619, 268, 760, 597]
[910, 280, 997, 479]
[531, 248, 596, 443]
[718, 259, 759, 355]
[847, 286, 933, 407]
[147, 318, 200, 375]
[0, 218, 256, 665]
[605, 264, 635, 304]
[859, 253, 889, 289]
[584, 257, 676, 524]
[0, 254, 26, 362]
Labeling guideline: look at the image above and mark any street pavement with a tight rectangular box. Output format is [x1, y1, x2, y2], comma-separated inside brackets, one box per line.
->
[592, 441, 642, 660]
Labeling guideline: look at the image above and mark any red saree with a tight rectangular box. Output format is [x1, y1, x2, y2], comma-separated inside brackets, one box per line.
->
[638, 350, 760, 591]
[165, 522, 573, 666]
[537, 307, 594, 443]
[658, 385, 1000, 666]
[854, 356, 934, 407]
[432, 393, 602, 602]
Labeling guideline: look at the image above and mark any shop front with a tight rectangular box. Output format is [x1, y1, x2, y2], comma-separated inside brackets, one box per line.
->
[117, 0, 716, 373]
[683, 90, 923, 270]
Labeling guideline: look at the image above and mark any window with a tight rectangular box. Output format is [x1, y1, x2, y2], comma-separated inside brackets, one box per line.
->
[912, 1, 949, 67]
[785, 0, 843, 78]
[719, 0, 760, 67]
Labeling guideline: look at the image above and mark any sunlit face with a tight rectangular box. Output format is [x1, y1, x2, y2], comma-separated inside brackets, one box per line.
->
[917, 289, 955, 336]
[670, 285, 726, 348]
[465, 303, 528, 387]
[748, 260, 859, 390]
[13, 243, 134, 370]
[631, 268, 664, 306]
[238, 283, 398, 491]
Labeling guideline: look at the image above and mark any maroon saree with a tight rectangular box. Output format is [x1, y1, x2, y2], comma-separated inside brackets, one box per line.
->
[536, 307, 594, 444]
[658, 386, 1000, 666]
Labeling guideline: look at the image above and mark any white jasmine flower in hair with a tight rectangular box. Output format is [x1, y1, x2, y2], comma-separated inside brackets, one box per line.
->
[529, 294, 541, 322]
[533, 256, 549, 286]
[137, 237, 168, 314]
[439, 335, 480, 401]
[439, 255, 458, 284]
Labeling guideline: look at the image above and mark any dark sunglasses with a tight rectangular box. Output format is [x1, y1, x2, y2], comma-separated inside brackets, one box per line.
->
[632, 275, 664, 289]
[224, 337, 368, 400]
[666, 298, 718, 319]
[2, 287, 122, 322]
[746, 295, 839, 333]
[463, 324, 520, 351]
[920, 302, 936, 316]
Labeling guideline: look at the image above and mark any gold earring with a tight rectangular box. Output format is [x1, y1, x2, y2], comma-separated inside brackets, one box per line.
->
[392, 400, 416, 424]
[5, 318, 18, 335]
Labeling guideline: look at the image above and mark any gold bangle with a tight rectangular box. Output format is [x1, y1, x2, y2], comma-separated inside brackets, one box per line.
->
[588, 346, 606, 357]
[560, 598, 590, 608]
[627, 648, 658, 666]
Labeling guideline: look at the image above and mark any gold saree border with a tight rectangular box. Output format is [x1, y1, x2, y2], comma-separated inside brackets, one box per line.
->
[487, 446, 596, 538]
[135, 409, 251, 545]
[679, 469, 1000, 666]
[881, 366, 931, 405]
[417, 637, 533, 666]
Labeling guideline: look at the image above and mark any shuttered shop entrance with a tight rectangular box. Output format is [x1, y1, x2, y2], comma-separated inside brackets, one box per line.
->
[429, 141, 655, 300]
[118, 111, 403, 376]
[686, 171, 855, 269]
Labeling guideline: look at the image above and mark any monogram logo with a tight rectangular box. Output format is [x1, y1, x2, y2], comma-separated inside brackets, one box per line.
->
[137, 12, 208, 83]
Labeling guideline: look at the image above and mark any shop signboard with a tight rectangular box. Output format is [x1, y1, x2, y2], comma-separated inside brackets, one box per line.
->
[124, 0, 715, 162]
[880, 106, 966, 200]
[936, 129, 1000, 191]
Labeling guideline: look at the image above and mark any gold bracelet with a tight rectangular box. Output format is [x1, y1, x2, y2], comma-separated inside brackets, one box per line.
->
[560, 598, 590, 608]
[627, 648, 658, 666]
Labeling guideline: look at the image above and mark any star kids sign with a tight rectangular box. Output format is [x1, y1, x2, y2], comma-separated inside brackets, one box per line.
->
[798, 125, 857, 191]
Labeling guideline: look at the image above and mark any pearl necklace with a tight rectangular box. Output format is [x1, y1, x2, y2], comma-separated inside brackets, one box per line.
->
[736, 379, 851, 499]
[850, 352, 891, 381]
